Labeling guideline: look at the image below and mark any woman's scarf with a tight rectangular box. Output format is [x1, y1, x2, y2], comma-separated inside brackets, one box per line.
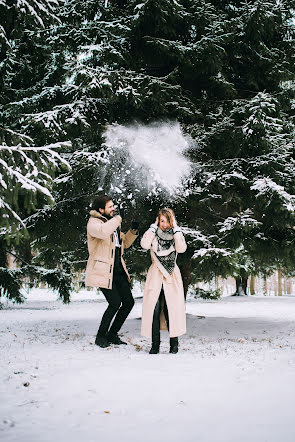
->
[152, 227, 176, 274]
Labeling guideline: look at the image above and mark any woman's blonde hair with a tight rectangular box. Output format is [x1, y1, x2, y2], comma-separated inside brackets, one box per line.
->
[157, 208, 175, 227]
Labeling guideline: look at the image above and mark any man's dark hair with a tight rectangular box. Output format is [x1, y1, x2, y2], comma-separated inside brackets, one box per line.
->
[91, 194, 112, 212]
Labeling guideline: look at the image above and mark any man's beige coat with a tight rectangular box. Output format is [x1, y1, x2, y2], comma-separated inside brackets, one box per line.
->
[141, 228, 187, 338]
[85, 210, 138, 289]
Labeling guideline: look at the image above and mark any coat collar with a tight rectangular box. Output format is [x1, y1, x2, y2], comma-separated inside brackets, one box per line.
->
[89, 210, 108, 222]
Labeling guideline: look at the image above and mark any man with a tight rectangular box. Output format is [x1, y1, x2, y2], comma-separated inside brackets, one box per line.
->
[85, 194, 139, 348]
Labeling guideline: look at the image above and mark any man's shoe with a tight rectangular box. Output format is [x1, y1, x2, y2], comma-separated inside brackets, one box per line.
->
[107, 333, 127, 345]
[95, 336, 110, 348]
[149, 346, 160, 354]
[169, 345, 178, 354]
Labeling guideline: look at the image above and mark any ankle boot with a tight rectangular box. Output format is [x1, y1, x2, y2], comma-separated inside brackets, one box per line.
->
[169, 337, 178, 354]
[149, 344, 160, 354]
[107, 333, 127, 345]
[95, 334, 110, 348]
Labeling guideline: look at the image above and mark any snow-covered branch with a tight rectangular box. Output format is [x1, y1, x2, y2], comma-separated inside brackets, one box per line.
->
[0, 141, 71, 232]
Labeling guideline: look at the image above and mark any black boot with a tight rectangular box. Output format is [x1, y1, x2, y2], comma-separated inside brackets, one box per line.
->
[169, 337, 178, 354]
[95, 334, 110, 348]
[149, 345, 160, 354]
[107, 333, 127, 345]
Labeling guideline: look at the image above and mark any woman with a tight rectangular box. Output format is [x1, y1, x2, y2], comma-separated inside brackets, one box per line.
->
[141, 208, 187, 354]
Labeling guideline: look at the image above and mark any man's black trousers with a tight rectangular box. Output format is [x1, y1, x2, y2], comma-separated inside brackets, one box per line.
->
[97, 269, 135, 338]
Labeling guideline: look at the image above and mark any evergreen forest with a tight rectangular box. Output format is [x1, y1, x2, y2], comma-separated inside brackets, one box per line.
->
[1, 0, 295, 302]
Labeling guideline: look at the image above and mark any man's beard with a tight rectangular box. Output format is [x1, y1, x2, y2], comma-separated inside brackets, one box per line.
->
[104, 211, 114, 219]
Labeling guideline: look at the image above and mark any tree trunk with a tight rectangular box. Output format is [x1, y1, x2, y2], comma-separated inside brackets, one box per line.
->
[278, 269, 282, 296]
[179, 259, 192, 300]
[250, 275, 255, 295]
[233, 277, 248, 296]
[263, 274, 268, 295]
[0, 240, 8, 307]
[0, 239, 8, 267]
[178, 248, 193, 300]
[215, 275, 219, 290]
[286, 279, 292, 295]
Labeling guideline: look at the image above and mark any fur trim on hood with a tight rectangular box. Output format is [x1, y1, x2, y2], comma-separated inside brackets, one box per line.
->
[89, 210, 107, 222]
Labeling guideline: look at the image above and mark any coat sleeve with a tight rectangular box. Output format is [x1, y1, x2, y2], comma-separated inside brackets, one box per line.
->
[141, 228, 156, 250]
[87, 215, 121, 240]
[121, 230, 138, 249]
[173, 228, 187, 253]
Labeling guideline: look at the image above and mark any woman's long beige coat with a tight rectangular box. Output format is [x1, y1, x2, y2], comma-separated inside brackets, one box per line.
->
[141, 228, 187, 338]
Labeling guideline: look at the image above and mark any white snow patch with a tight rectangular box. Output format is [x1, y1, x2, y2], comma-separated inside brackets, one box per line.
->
[1, 289, 295, 442]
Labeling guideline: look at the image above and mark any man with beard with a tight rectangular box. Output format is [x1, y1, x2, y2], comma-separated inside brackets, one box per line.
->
[85, 194, 139, 348]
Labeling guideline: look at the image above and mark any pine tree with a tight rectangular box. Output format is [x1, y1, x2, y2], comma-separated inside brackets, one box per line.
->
[1, 0, 294, 302]
[0, 0, 72, 301]
[184, 1, 295, 293]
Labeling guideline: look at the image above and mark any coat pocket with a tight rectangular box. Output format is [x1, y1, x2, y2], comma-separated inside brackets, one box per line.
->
[93, 259, 109, 276]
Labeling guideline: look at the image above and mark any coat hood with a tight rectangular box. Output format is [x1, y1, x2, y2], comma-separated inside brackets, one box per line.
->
[89, 210, 108, 222]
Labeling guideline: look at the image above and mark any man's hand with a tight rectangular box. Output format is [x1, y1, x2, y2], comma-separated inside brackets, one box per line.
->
[119, 207, 124, 220]
[131, 220, 139, 230]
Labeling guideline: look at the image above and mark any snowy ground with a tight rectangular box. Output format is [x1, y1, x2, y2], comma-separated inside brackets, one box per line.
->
[1, 289, 295, 442]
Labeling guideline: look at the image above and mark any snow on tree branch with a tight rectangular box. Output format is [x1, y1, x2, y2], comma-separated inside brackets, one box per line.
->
[251, 177, 295, 212]
[218, 210, 262, 234]
[17, 0, 60, 24]
[0, 141, 71, 233]
[0, 0, 61, 49]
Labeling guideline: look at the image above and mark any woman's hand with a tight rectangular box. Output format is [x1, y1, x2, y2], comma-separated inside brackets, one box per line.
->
[172, 215, 177, 228]
[155, 216, 159, 225]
